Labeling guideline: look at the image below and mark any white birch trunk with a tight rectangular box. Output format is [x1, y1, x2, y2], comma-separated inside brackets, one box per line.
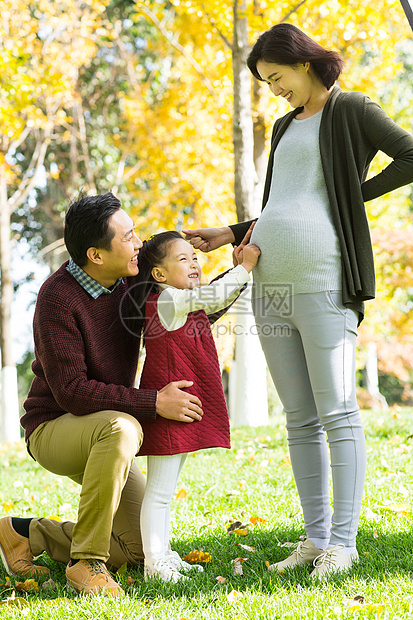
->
[230, 0, 268, 426]
[0, 167, 20, 442]
[0, 366, 20, 441]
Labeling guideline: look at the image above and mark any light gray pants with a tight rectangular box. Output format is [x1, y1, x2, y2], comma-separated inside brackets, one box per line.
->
[252, 290, 366, 547]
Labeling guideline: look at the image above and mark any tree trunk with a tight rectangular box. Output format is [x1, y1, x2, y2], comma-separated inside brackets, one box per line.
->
[230, 0, 268, 427]
[0, 166, 20, 441]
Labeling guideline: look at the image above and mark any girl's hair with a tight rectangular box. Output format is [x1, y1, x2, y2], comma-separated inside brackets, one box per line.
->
[129, 231, 183, 339]
[247, 23, 344, 89]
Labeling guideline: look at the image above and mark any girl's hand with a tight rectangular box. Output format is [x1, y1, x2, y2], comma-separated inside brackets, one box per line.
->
[242, 244, 261, 272]
[183, 226, 235, 252]
[231, 222, 256, 267]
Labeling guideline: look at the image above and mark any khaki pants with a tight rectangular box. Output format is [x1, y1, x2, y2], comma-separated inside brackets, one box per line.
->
[27, 410, 145, 570]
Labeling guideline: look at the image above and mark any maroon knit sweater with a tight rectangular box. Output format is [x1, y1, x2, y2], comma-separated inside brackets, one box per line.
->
[21, 262, 157, 441]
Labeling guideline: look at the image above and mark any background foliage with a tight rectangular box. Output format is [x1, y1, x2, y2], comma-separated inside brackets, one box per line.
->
[5, 0, 413, 403]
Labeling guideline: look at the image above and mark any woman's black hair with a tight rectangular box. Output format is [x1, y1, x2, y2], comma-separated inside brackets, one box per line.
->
[247, 23, 344, 89]
[128, 231, 183, 340]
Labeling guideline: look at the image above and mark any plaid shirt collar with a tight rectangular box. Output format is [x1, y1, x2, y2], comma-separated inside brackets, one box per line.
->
[66, 258, 124, 299]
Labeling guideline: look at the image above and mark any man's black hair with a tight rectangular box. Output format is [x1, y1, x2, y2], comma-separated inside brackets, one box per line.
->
[64, 192, 121, 266]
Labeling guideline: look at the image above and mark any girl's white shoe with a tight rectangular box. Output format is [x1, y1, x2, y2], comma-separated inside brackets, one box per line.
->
[165, 550, 204, 573]
[144, 558, 188, 583]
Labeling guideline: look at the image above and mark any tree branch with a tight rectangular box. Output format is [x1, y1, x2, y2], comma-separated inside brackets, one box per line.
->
[201, 4, 233, 51]
[8, 126, 52, 211]
[280, 0, 308, 22]
[142, 5, 216, 98]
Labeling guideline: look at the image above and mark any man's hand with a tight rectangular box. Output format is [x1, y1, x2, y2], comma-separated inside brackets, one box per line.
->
[156, 381, 203, 423]
[183, 226, 235, 252]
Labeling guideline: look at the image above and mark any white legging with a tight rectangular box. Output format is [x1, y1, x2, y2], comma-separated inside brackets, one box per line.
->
[140, 453, 187, 561]
[252, 290, 367, 548]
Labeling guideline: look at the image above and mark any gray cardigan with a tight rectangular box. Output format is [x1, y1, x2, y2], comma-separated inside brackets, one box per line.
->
[230, 86, 413, 322]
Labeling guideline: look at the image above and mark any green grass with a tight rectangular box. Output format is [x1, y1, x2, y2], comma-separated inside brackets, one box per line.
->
[1, 408, 413, 619]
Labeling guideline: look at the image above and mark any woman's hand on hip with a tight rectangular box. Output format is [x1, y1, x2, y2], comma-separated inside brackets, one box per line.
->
[182, 226, 235, 252]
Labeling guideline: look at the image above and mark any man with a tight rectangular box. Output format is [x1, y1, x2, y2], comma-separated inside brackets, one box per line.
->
[0, 193, 203, 597]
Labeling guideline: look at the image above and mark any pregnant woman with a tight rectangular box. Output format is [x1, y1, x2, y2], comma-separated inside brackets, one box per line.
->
[184, 23, 413, 578]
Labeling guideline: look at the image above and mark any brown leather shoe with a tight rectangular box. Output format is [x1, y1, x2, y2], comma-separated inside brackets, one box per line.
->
[66, 559, 125, 597]
[0, 516, 50, 577]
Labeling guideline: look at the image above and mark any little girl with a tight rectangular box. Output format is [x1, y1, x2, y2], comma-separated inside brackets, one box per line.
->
[134, 230, 260, 583]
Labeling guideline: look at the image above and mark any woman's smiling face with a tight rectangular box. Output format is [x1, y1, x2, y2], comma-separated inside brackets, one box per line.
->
[256, 59, 313, 109]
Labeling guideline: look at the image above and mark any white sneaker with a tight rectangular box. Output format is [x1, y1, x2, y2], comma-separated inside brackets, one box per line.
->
[310, 545, 359, 579]
[144, 558, 189, 583]
[268, 539, 324, 572]
[164, 550, 204, 573]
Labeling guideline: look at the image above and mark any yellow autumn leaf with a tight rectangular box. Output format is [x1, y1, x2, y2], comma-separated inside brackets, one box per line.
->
[250, 516, 267, 525]
[183, 550, 212, 563]
[176, 488, 188, 500]
[2, 501, 15, 512]
[47, 515, 62, 522]
[15, 579, 38, 592]
[233, 528, 249, 536]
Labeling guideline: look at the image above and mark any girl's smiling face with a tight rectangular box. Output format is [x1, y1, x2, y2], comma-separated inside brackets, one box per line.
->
[151, 238, 202, 290]
[256, 59, 313, 109]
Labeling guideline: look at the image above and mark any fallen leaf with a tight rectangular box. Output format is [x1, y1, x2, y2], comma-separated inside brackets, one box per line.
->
[216, 576, 227, 584]
[2, 501, 14, 513]
[373, 529, 379, 539]
[0, 596, 29, 608]
[250, 516, 267, 525]
[277, 541, 296, 548]
[42, 578, 56, 590]
[265, 560, 270, 568]
[232, 557, 247, 576]
[233, 528, 249, 536]
[227, 520, 242, 532]
[15, 579, 38, 592]
[236, 544, 256, 552]
[343, 595, 364, 608]
[226, 589, 243, 604]
[183, 550, 212, 563]
[46, 515, 62, 522]
[176, 488, 188, 500]
[127, 576, 136, 585]
[0, 576, 12, 590]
